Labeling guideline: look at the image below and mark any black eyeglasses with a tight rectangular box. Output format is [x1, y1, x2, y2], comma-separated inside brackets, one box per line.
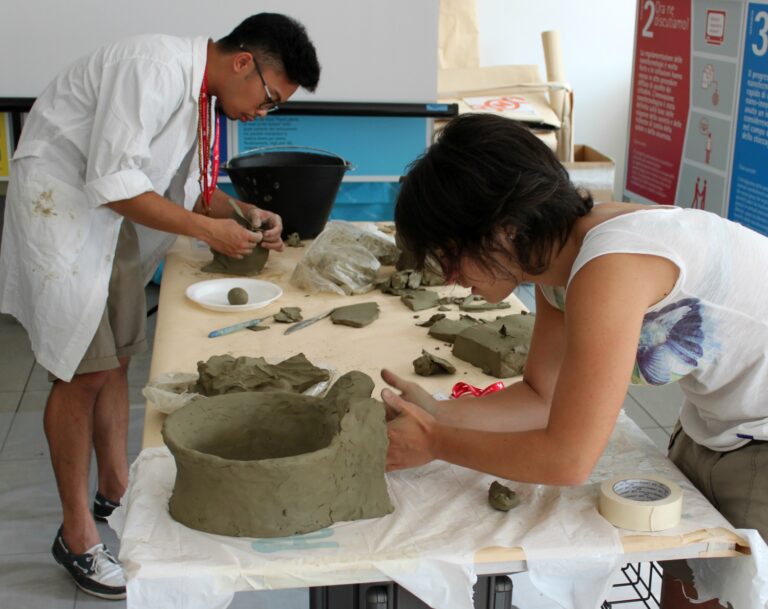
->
[240, 46, 279, 112]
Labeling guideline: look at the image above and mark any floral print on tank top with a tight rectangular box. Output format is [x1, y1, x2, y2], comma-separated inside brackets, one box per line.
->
[632, 297, 718, 385]
[540, 287, 718, 386]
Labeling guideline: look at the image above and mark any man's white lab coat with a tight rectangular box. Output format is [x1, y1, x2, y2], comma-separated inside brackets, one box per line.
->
[0, 35, 208, 381]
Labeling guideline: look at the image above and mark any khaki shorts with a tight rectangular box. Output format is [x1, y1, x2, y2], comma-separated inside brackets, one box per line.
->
[49, 220, 147, 381]
[662, 422, 768, 581]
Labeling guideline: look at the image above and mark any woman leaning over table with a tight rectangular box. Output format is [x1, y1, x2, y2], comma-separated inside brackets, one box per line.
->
[380, 113, 768, 609]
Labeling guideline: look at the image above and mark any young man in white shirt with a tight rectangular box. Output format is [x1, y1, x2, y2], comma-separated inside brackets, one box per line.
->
[0, 13, 320, 599]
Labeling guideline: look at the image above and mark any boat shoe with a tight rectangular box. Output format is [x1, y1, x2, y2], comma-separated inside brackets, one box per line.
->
[52, 526, 126, 600]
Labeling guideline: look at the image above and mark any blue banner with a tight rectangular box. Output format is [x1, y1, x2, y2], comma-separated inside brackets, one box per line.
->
[728, 2, 768, 236]
[235, 115, 428, 178]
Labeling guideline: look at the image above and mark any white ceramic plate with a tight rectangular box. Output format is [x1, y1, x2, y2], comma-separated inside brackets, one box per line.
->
[185, 278, 283, 312]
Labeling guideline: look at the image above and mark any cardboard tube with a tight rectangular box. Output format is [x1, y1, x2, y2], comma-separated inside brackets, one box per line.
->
[598, 475, 683, 532]
[541, 30, 566, 120]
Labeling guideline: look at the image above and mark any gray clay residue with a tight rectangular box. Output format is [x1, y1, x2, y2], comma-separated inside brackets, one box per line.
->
[452, 314, 535, 378]
[285, 232, 304, 248]
[400, 289, 440, 312]
[413, 350, 456, 376]
[162, 371, 394, 538]
[427, 315, 483, 343]
[488, 481, 519, 512]
[273, 307, 303, 323]
[415, 313, 446, 328]
[459, 295, 512, 312]
[379, 269, 423, 295]
[195, 353, 329, 396]
[331, 302, 380, 327]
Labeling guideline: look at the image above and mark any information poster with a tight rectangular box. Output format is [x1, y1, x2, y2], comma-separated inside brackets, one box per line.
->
[626, 0, 692, 204]
[625, 0, 768, 237]
[728, 2, 768, 233]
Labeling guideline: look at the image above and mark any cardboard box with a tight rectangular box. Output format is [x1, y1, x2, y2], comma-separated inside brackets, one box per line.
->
[564, 145, 615, 202]
[436, 64, 573, 161]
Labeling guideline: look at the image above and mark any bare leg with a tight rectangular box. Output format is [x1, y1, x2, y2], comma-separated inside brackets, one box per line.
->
[44, 370, 110, 553]
[93, 356, 130, 503]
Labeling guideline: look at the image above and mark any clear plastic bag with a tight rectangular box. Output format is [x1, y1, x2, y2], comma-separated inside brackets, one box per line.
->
[141, 372, 202, 414]
[290, 221, 399, 295]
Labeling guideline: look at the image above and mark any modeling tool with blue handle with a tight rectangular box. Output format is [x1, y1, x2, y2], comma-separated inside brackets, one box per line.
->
[208, 315, 271, 338]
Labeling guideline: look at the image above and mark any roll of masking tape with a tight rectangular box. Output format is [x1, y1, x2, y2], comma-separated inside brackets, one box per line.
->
[598, 474, 683, 532]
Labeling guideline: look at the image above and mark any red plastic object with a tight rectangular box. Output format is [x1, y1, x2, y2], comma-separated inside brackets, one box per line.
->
[451, 381, 505, 399]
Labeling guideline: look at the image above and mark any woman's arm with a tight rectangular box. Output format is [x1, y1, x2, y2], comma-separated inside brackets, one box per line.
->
[385, 253, 679, 485]
[382, 287, 566, 432]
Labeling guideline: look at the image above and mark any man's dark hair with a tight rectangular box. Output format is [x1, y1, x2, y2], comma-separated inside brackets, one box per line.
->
[395, 113, 594, 280]
[218, 13, 320, 91]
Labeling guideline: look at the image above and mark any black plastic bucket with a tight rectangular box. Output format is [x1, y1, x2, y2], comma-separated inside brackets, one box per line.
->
[223, 146, 352, 238]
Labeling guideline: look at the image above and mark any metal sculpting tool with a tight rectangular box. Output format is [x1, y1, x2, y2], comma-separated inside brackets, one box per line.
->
[225, 198, 263, 232]
[208, 315, 272, 338]
[283, 309, 334, 335]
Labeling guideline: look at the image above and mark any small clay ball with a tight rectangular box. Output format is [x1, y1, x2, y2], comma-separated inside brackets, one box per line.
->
[227, 287, 249, 305]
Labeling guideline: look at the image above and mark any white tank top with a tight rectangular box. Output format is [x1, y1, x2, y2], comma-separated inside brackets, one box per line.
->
[540, 207, 768, 451]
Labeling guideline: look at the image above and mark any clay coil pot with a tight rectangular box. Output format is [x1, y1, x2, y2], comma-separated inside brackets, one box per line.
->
[162, 371, 393, 538]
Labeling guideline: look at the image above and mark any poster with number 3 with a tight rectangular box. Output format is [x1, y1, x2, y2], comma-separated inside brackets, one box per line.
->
[625, 0, 768, 238]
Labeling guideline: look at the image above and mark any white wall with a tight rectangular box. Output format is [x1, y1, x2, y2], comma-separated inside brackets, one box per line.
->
[0, 0, 438, 103]
[477, 0, 637, 198]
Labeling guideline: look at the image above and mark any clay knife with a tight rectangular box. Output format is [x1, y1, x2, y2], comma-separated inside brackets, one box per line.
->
[283, 309, 334, 335]
[208, 315, 272, 338]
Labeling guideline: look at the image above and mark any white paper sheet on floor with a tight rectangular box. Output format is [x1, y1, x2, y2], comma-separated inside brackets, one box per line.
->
[110, 412, 737, 609]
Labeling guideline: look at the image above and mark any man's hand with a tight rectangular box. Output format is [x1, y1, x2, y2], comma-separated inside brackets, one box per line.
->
[382, 388, 440, 471]
[206, 218, 261, 259]
[249, 207, 284, 252]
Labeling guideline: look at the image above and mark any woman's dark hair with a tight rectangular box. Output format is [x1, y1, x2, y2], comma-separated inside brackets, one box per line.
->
[219, 13, 320, 91]
[395, 113, 593, 279]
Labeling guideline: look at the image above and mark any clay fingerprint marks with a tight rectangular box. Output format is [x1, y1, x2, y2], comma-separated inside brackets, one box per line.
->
[32, 189, 57, 217]
[162, 371, 393, 538]
[413, 350, 456, 376]
[330, 302, 380, 327]
[452, 313, 535, 378]
[194, 353, 330, 396]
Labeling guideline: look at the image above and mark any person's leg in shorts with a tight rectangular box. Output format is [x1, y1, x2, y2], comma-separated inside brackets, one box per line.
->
[44, 220, 146, 599]
[660, 423, 768, 608]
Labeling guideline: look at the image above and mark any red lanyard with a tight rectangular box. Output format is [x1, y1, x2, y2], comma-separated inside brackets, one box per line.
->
[198, 71, 220, 214]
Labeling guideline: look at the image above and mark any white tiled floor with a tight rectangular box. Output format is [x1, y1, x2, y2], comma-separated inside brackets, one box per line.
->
[0, 283, 683, 609]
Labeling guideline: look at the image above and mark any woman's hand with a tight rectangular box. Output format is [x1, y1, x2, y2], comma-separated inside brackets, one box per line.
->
[380, 369, 440, 420]
[382, 388, 440, 471]
[249, 207, 284, 251]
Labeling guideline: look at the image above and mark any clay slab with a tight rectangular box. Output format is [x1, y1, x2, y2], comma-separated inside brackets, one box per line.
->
[331, 302, 380, 327]
[452, 314, 535, 378]
[195, 353, 329, 396]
